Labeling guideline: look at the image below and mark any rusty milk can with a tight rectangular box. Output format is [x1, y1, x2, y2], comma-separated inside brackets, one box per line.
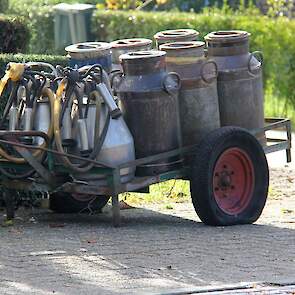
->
[110, 38, 152, 71]
[160, 41, 220, 146]
[205, 30, 265, 143]
[154, 29, 199, 48]
[115, 51, 182, 175]
[65, 42, 112, 72]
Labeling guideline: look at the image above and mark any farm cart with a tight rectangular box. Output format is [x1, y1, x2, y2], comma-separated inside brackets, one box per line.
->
[0, 117, 291, 227]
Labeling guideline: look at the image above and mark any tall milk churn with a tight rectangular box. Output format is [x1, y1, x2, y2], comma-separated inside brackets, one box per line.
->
[154, 29, 199, 48]
[65, 42, 112, 72]
[160, 41, 220, 146]
[205, 31, 265, 143]
[115, 51, 182, 175]
[110, 38, 152, 71]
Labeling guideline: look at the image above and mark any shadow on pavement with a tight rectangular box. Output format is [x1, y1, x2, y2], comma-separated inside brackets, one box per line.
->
[0, 205, 294, 295]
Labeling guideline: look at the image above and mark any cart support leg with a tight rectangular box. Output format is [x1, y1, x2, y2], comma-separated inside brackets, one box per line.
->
[112, 194, 120, 227]
[3, 189, 15, 220]
[111, 168, 121, 227]
[286, 122, 292, 163]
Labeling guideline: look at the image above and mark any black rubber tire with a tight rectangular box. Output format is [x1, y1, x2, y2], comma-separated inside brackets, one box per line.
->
[190, 126, 269, 226]
[49, 192, 110, 214]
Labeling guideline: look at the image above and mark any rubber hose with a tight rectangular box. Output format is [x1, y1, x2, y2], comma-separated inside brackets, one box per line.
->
[78, 91, 110, 168]
[53, 79, 95, 173]
[0, 82, 20, 129]
[0, 87, 55, 164]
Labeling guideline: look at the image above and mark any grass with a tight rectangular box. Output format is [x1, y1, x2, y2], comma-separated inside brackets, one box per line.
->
[265, 94, 295, 124]
[120, 94, 294, 206]
[121, 180, 279, 206]
[120, 180, 191, 206]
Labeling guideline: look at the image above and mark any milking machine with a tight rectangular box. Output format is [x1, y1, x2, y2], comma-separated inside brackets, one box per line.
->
[0, 29, 292, 227]
[0, 63, 55, 176]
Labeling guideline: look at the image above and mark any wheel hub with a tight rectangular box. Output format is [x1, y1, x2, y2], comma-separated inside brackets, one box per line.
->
[213, 147, 255, 215]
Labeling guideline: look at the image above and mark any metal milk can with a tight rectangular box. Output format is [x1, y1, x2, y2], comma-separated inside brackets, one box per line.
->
[115, 51, 182, 175]
[65, 42, 112, 72]
[205, 30, 265, 143]
[154, 29, 199, 48]
[110, 38, 152, 71]
[160, 41, 220, 146]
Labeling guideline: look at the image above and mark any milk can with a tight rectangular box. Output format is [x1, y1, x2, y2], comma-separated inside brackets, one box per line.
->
[160, 41, 220, 146]
[205, 31, 265, 143]
[115, 51, 182, 175]
[154, 29, 199, 48]
[110, 38, 152, 71]
[65, 42, 112, 72]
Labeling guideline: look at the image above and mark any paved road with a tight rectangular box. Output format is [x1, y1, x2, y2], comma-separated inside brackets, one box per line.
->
[0, 189, 294, 295]
[0, 133, 294, 295]
[266, 131, 294, 169]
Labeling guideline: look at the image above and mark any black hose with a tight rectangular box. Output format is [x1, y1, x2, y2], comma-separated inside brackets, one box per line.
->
[79, 111, 111, 168]
[0, 81, 20, 128]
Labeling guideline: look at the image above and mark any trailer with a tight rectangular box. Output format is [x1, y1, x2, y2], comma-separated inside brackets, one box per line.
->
[0, 116, 291, 226]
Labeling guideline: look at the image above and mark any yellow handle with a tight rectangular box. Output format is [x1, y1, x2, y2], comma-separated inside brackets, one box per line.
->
[0, 73, 10, 96]
[0, 63, 25, 96]
[56, 79, 67, 99]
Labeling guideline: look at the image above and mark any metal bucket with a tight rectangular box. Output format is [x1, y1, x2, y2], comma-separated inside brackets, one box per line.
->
[110, 38, 152, 71]
[73, 102, 135, 184]
[115, 51, 182, 175]
[34, 100, 51, 146]
[154, 29, 199, 49]
[205, 31, 265, 143]
[65, 42, 112, 72]
[160, 41, 220, 146]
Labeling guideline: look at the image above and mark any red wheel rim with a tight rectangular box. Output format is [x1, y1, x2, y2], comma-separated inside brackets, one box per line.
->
[213, 147, 254, 215]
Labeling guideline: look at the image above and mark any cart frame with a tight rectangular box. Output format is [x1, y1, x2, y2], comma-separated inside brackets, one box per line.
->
[0, 117, 292, 226]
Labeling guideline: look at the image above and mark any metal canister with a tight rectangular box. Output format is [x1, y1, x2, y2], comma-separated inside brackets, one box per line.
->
[73, 102, 136, 184]
[65, 42, 112, 72]
[154, 29, 199, 48]
[116, 51, 182, 175]
[110, 38, 152, 71]
[160, 41, 220, 146]
[205, 31, 265, 143]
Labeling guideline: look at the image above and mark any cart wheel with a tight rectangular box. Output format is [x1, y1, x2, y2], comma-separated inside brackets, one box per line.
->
[190, 126, 269, 226]
[49, 193, 110, 214]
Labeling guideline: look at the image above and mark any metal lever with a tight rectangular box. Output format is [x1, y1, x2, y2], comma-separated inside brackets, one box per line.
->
[96, 83, 122, 119]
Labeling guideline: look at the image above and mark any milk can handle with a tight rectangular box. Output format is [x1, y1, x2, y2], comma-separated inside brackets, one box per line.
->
[109, 70, 123, 96]
[26, 62, 58, 77]
[162, 72, 181, 95]
[200, 60, 218, 84]
[110, 70, 123, 88]
[248, 51, 263, 75]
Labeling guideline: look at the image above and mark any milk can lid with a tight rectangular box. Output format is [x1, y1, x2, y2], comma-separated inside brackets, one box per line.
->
[65, 42, 111, 54]
[159, 41, 205, 51]
[120, 50, 166, 62]
[204, 30, 250, 44]
[154, 29, 199, 41]
[111, 38, 152, 49]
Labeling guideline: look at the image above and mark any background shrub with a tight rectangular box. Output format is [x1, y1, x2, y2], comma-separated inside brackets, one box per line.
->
[0, 0, 9, 12]
[0, 53, 67, 76]
[92, 10, 295, 117]
[2, 2, 295, 119]
[8, 1, 56, 54]
[0, 15, 29, 53]
[0, 53, 67, 113]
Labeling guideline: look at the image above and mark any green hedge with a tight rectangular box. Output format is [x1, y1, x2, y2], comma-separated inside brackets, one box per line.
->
[0, 53, 67, 76]
[0, 53, 68, 113]
[3, 5, 295, 114]
[92, 10, 295, 110]
[0, 15, 29, 53]
[8, 1, 55, 54]
[7, 0, 100, 54]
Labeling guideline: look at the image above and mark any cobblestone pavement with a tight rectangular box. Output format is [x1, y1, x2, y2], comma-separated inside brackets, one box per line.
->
[0, 167, 294, 295]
